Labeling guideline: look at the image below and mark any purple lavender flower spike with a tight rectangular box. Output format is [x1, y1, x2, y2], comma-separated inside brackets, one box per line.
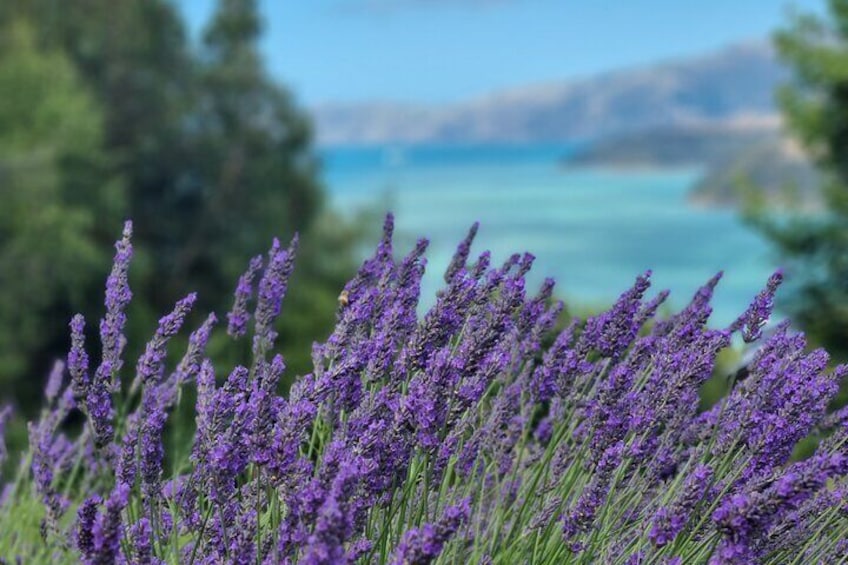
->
[134, 292, 198, 390]
[76, 495, 102, 559]
[377, 213, 395, 262]
[89, 483, 130, 565]
[341, 213, 395, 306]
[444, 221, 479, 283]
[711, 453, 846, 563]
[29, 421, 64, 539]
[44, 360, 65, 405]
[649, 464, 713, 547]
[139, 385, 170, 507]
[634, 288, 670, 330]
[562, 442, 624, 546]
[390, 499, 470, 565]
[247, 354, 286, 466]
[129, 518, 162, 565]
[69, 314, 90, 400]
[253, 235, 298, 357]
[228, 254, 263, 339]
[729, 269, 783, 343]
[228, 509, 259, 565]
[625, 552, 645, 565]
[173, 312, 218, 386]
[19, 219, 848, 563]
[362, 239, 428, 384]
[347, 538, 373, 561]
[116, 413, 139, 489]
[580, 271, 652, 359]
[529, 317, 582, 404]
[85, 373, 115, 449]
[662, 271, 723, 336]
[74, 225, 134, 449]
[469, 250, 491, 279]
[98, 220, 134, 391]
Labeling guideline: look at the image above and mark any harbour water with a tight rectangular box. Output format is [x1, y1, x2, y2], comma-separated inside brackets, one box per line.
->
[319, 143, 777, 327]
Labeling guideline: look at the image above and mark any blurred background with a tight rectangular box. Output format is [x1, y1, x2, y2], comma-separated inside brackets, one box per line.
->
[1, 0, 847, 418]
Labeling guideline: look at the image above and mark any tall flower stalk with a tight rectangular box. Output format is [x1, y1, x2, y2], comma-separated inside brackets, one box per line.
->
[0, 216, 846, 564]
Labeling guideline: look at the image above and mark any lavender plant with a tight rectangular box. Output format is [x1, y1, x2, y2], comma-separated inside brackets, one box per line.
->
[1, 216, 847, 564]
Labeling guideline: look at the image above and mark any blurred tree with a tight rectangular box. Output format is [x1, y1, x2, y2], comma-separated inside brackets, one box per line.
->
[0, 20, 125, 405]
[751, 0, 848, 356]
[180, 0, 325, 316]
[178, 0, 359, 376]
[0, 0, 361, 401]
[1, 0, 204, 308]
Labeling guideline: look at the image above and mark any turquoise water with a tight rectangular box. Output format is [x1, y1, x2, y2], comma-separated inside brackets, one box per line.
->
[319, 144, 776, 327]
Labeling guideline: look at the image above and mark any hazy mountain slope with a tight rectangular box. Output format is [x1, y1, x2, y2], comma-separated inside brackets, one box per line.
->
[567, 121, 820, 209]
[311, 41, 786, 145]
[565, 122, 778, 168]
[688, 135, 820, 209]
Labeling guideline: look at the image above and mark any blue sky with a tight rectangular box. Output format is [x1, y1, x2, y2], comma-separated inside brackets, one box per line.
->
[178, 0, 825, 105]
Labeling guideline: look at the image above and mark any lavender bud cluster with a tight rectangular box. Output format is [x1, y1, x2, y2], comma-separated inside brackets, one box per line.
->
[0, 216, 846, 564]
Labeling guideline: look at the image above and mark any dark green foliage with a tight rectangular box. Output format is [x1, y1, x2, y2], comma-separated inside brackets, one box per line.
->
[0, 0, 359, 409]
[0, 20, 125, 405]
[751, 0, 848, 357]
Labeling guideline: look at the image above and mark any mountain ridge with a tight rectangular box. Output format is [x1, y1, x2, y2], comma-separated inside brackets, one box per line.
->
[310, 40, 786, 145]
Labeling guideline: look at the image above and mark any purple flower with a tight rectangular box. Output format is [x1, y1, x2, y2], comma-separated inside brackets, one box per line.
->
[134, 292, 197, 390]
[76, 495, 102, 558]
[116, 413, 139, 490]
[580, 271, 652, 359]
[625, 552, 645, 565]
[44, 360, 65, 405]
[228, 254, 264, 338]
[649, 464, 713, 547]
[75, 223, 135, 450]
[529, 317, 583, 403]
[248, 354, 286, 465]
[139, 384, 170, 507]
[729, 269, 783, 343]
[21, 219, 848, 564]
[128, 518, 163, 565]
[390, 500, 470, 565]
[172, 312, 218, 386]
[98, 220, 134, 391]
[253, 235, 298, 357]
[89, 483, 130, 565]
[28, 389, 77, 539]
[562, 442, 624, 544]
[712, 453, 846, 561]
[68, 314, 90, 400]
[444, 221, 479, 282]
[85, 373, 115, 449]
[655, 271, 723, 339]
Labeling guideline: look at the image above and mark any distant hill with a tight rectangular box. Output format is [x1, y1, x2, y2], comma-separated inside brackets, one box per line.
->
[311, 41, 786, 145]
[564, 121, 778, 168]
[313, 40, 823, 210]
[567, 122, 821, 209]
[688, 134, 821, 209]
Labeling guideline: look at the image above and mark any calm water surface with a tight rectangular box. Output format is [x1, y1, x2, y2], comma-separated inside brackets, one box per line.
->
[319, 144, 776, 327]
